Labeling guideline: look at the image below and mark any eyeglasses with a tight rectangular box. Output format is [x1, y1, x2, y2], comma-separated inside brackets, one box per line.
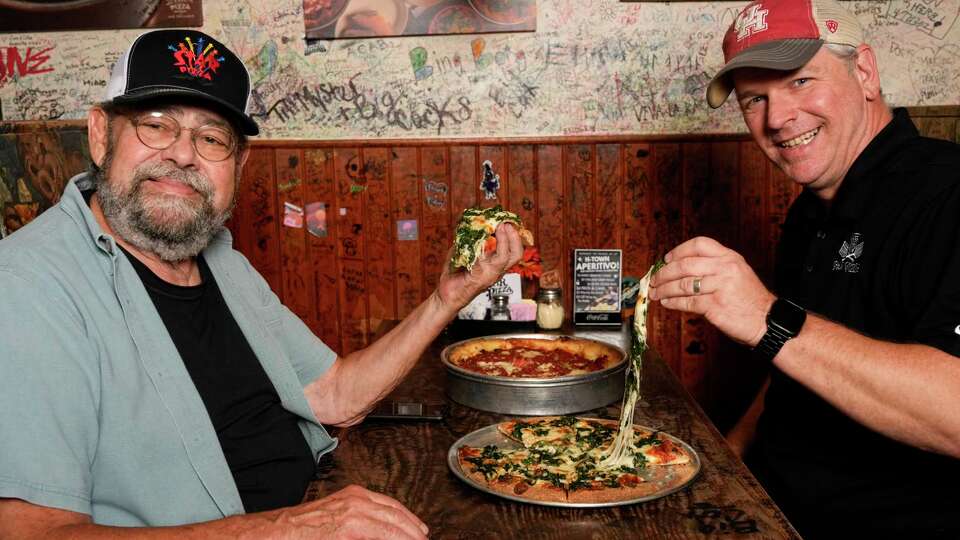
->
[129, 111, 238, 162]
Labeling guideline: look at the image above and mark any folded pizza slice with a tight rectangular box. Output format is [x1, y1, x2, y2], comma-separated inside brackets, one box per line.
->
[451, 205, 534, 271]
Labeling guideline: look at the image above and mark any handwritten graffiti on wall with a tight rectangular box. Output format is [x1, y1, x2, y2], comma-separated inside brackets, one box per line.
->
[0, 46, 54, 87]
[2, 1, 960, 136]
[257, 74, 473, 136]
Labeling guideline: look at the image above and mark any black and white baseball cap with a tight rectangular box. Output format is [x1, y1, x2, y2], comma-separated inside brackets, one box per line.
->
[105, 29, 259, 135]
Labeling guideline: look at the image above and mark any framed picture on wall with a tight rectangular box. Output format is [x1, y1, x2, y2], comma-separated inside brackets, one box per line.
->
[304, 0, 537, 40]
[0, 0, 203, 33]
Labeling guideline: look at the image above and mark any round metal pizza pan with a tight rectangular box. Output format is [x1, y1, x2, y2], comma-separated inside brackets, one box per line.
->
[447, 420, 701, 508]
[440, 334, 627, 415]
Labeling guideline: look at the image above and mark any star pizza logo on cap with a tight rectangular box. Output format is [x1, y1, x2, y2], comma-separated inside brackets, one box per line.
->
[735, 4, 769, 41]
[169, 35, 224, 81]
[825, 19, 839, 33]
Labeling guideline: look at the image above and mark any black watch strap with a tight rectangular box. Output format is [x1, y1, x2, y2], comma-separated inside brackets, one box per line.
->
[754, 298, 806, 362]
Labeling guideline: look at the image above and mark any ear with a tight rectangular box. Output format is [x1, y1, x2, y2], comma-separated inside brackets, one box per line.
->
[87, 107, 110, 168]
[853, 44, 883, 101]
[237, 146, 250, 170]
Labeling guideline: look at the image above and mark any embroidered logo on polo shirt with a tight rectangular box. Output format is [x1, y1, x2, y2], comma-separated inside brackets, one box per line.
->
[832, 232, 864, 273]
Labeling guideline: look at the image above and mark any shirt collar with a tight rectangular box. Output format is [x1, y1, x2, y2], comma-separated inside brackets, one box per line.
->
[59, 172, 120, 257]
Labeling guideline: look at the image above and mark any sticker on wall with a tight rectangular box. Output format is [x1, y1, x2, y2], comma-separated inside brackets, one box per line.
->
[283, 202, 304, 228]
[305, 202, 327, 238]
[480, 159, 500, 200]
[397, 219, 418, 241]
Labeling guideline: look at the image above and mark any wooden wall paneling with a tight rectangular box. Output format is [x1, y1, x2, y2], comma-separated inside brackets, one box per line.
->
[595, 144, 623, 250]
[391, 147, 422, 317]
[506, 145, 537, 233]
[622, 144, 653, 280]
[302, 148, 342, 351]
[275, 149, 314, 328]
[334, 147, 368, 354]
[920, 116, 957, 143]
[703, 141, 749, 430]
[679, 142, 711, 404]
[738, 141, 772, 283]
[449, 145, 477, 222]
[649, 143, 683, 375]
[478, 145, 506, 208]
[239, 147, 281, 294]
[420, 146, 451, 294]
[361, 147, 397, 332]
[536, 145, 565, 295]
[565, 144, 594, 254]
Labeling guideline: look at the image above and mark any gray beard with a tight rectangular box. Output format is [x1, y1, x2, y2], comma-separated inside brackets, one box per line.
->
[94, 151, 235, 262]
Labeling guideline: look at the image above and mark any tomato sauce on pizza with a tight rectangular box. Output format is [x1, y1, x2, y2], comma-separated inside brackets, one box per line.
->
[446, 337, 622, 379]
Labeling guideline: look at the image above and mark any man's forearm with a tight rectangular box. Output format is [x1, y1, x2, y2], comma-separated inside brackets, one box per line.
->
[775, 314, 960, 457]
[0, 500, 296, 540]
[306, 291, 457, 426]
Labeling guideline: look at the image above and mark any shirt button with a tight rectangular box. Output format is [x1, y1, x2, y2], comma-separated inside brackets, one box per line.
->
[805, 264, 814, 272]
[816, 230, 826, 239]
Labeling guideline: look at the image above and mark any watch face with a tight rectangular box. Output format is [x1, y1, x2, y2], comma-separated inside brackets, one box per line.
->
[769, 299, 806, 336]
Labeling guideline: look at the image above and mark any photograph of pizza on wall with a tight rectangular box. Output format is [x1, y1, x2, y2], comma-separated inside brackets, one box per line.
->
[0, 0, 203, 32]
[304, 0, 536, 40]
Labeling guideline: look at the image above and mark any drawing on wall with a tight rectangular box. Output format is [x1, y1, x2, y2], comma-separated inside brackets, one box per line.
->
[304, 0, 536, 40]
[0, 129, 89, 237]
[0, 0, 203, 33]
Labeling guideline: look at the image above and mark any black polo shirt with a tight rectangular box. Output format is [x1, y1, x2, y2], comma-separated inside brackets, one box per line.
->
[754, 109, 960, 539]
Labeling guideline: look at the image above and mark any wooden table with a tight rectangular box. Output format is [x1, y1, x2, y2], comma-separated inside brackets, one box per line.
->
[304, 321, 800, 539]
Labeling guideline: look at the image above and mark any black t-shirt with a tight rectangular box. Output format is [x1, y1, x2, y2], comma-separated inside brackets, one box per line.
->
[755, 109, 960, 538]
[120, 246, 316, 513]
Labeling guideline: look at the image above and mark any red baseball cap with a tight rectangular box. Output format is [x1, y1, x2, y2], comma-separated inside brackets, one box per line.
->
[706, 0, 864, 108]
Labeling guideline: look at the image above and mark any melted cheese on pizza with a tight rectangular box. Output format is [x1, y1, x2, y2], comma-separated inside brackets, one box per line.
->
[451, 205, 532, 271]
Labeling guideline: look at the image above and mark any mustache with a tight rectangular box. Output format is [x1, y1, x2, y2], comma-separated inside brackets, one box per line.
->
[130, 162, 214, 198]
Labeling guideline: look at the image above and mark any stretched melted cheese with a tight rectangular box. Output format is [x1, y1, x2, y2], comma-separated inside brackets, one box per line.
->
[599, 259, 665, 470]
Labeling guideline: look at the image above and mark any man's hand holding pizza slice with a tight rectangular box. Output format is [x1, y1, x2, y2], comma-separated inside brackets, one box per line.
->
[437, 206, 533, 312]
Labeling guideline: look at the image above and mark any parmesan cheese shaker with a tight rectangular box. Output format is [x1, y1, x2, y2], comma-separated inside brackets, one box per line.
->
[536, 288, 564, 329]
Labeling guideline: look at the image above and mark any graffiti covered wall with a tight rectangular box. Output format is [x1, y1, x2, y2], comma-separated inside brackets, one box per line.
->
[1, 0, 958, 139]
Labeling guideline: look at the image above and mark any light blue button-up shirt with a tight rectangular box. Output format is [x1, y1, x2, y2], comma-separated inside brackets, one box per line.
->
[0, 175, 338, 525]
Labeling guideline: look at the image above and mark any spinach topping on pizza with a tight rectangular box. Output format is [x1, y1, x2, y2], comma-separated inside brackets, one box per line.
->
[457, 416, 693, 503]
[451, 205, 534, 271]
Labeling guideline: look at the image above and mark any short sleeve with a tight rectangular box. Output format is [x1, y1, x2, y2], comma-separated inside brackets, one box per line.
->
[0, 268, 100, 515]
[900, 182, 960, 356]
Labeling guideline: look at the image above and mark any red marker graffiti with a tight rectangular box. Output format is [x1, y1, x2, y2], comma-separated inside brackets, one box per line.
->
[0, 46, 55, 86]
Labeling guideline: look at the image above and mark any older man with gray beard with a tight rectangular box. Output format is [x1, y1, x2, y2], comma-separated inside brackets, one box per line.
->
[0, 30, 522, 539]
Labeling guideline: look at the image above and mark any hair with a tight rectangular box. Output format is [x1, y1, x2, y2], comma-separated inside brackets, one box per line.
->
[824, 43, 859, 75]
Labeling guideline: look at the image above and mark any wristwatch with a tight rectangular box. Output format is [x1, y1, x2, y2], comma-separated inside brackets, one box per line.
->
[754, 298, 806, 361]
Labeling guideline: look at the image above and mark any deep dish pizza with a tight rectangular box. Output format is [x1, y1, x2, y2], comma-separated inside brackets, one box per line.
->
[456, 416, 696, 503]
[445, 337, 623, 378]
[451, 206, 534, 271]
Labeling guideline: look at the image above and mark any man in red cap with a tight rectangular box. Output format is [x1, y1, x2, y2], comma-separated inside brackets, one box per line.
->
[650, 0, 960, 537]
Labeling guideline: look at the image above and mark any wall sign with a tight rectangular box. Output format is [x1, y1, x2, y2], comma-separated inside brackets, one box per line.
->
[573, 249, 622, 325]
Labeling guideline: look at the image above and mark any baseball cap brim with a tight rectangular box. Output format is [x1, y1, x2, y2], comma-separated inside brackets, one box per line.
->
[112, 86, 260, 136]
[706, 38, 823, 109]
